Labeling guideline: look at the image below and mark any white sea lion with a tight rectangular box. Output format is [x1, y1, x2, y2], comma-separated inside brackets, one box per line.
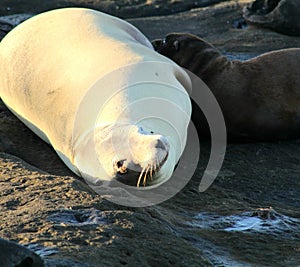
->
[0, 8, 192, 188]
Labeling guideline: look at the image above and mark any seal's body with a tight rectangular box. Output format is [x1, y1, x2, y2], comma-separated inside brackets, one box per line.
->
[0, 9, 192, 187]
[153, 33, 300, 141]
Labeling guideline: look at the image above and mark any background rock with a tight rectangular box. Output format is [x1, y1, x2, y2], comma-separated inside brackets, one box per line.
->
[243, 0, 300, 36]
[0, 237, 44, 267]
[0, 0, 224, 19]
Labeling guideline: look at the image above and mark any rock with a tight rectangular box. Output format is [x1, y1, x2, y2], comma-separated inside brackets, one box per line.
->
[243, 0, 300, 36]
[0, 153, 210, 266]
[0, 238, 44, 267]
[128, 0, 300, 53]
[251, 207, 277, 220]
[0, 0, 224, 19]
[0, 19, 14, 40]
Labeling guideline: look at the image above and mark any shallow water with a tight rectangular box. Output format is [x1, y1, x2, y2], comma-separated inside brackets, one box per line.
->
[48, 208, 106, 226]
[172, 207, 300, 266]
[166, 142, 300, 266]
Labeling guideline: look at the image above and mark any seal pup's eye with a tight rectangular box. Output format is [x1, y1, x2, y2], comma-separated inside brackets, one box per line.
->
[162, 38, 167, 46]
[173, 40, 180, 51]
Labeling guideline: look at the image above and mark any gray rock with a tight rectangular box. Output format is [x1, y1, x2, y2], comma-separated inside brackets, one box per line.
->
[0, 19, 14, 40]
[243, 0, 300, 36]
[0, 238, 44, 267]
[0, 0, 224, 19]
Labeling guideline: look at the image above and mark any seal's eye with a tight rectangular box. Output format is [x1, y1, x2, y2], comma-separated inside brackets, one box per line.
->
[162, 38, 167, 46]
[116, 160, 123, 168]
[173, 40, 180, 51]
[138, 126, 144, 133]
[114, 159, 127, 174]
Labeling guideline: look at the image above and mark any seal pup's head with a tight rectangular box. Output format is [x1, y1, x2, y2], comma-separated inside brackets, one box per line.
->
[152, 33, 221, 75]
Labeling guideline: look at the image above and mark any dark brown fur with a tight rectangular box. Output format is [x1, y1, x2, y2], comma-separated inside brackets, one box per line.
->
[152, 33, 300, 141]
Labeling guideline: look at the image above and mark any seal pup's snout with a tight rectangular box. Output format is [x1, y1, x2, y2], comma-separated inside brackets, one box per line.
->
[151, 39, 163, 52]
[152, 33, 184, 53]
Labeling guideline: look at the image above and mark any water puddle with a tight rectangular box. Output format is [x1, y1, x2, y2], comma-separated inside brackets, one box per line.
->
[178, 207, 300, 266]
[48, 208, 106, 227]
[24, 243, 57, 257]
[189, 207, 300, 238]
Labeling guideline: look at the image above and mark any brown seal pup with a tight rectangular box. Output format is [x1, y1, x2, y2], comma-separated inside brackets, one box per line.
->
[152, 33, 300, 141]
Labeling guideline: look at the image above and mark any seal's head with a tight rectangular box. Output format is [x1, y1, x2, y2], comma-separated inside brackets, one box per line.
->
[89, 123, 174, 188]
[111, 124, 170, 187]
[152, 33, 216, 70]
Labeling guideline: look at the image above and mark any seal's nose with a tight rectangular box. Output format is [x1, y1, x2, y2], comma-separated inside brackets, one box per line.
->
[155, 136, 170, 152]
[154, 137, 169, 171]
[155, 139, 166, 150]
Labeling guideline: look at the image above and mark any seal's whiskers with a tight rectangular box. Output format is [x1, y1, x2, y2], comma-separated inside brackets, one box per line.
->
[137, 166, 147, 187]
[143, 165, 150, 186]
[150, 165, 153, 180]
[136, 151, 168, 187]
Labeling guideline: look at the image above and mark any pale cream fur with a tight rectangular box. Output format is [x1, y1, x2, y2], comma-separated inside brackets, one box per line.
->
[0, 8, 192, 186]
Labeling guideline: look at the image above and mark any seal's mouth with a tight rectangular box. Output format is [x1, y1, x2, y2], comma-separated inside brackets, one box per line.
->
[115, 151, 169, 188]
[136, 151, 168, 187]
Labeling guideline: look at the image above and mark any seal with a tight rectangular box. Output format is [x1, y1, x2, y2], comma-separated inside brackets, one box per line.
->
[0, 8, 192, 188]
[152, 33, 300, 141]
[243, 0, 300, 36]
